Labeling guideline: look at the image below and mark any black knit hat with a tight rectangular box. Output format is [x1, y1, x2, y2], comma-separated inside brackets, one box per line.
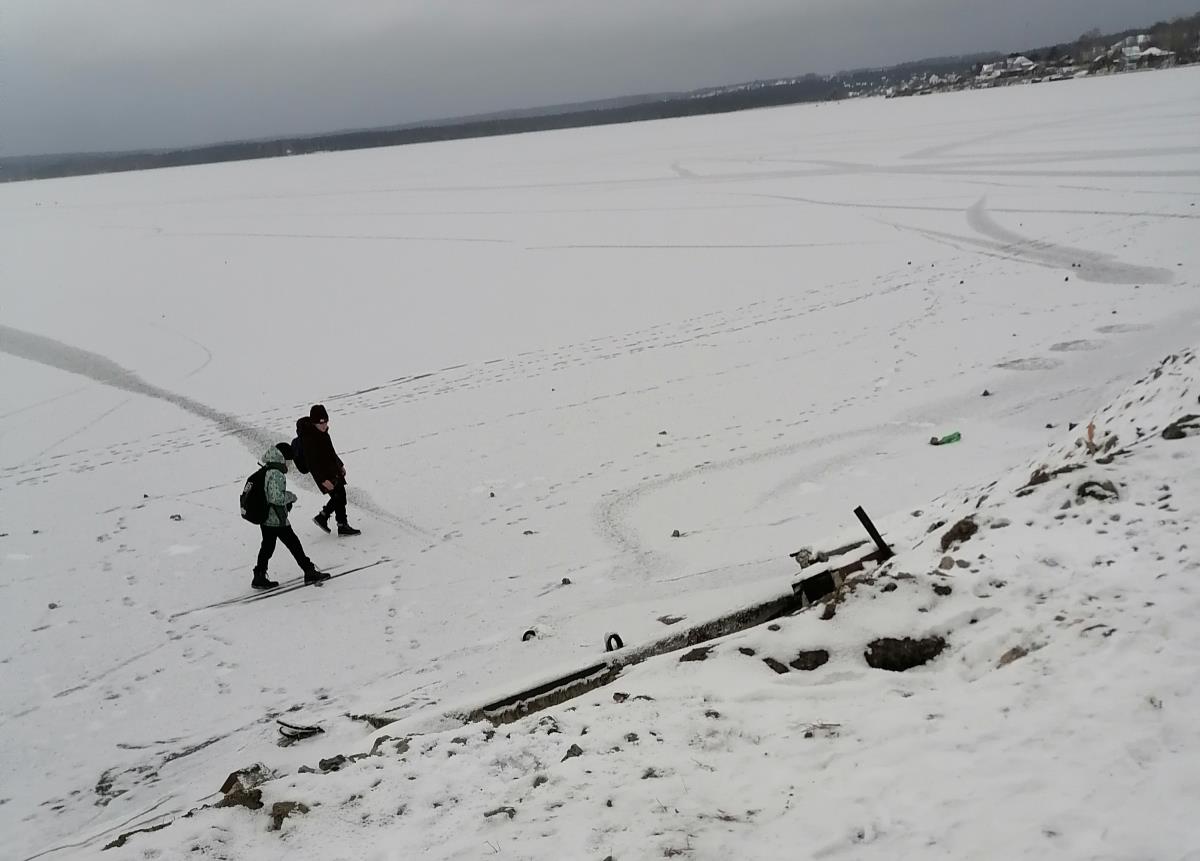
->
[275, 441, 293, 460]
[310, 404, 329, 422]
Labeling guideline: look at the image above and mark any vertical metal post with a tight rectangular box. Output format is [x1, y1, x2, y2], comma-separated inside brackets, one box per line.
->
[853, 505, 894, 559]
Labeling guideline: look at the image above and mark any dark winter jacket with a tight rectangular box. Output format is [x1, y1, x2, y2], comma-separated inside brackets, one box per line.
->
[296, 416, 345, 494]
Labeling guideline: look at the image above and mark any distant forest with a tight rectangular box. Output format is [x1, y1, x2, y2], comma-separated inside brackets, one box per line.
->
[4, 12, 1197, 183]
[1, 77, 839, 183]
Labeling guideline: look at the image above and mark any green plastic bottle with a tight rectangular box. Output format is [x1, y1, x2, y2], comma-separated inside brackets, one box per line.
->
[929, 431, 962, 446]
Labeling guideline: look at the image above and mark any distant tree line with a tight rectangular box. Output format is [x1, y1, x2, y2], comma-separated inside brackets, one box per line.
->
[0, 77, 840, 183]
[4, 12, 1198, 183]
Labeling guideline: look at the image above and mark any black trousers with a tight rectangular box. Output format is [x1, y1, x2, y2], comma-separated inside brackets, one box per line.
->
[320, 480, 348, 525]
[255, 523, 312, 574]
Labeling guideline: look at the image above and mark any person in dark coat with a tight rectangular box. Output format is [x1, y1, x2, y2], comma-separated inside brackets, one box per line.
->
[296, 404, 361, 536]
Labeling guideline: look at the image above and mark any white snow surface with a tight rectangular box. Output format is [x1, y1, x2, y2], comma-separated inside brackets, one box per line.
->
[2, 68, 1199, 860]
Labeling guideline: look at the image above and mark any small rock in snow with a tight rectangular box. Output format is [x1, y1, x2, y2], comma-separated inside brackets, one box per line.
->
[763, 657, 790, 674]
[865, 636, 947, 672]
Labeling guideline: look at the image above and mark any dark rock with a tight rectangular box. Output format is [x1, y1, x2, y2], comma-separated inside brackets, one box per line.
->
[881, 582, 898, 593]
[484, 805, 517, 819]
[938, 556, 955, 570]
[612, 692, 629, 703]
[269, 801, 310, 831]
[1162, 414, 1200, 440]
[767, 624, 781, 631]
[998, 645, 1028, 667]
[216, 785, 263, 811]
[624, 732, 639, 743]
[940, 518, 978, 552]
[926, 520, 946, 534]
[169, 514, 182, 522]
[738, 646, 757, 656]
[933, 584, 953, 596]
[217, 764, 273, 810]
[704, 709, 721, 719]
[763, 657, 790, 674]
[981, 389, 991, 397]
[561, 744, 584, 762]
[522, 629, 537, 641]
[657, 614, 684, 625]
[789, 649, 829, 671]
[523, 529, 535, 536]
[1077, 480, 1119, 503]
[561, 577, 572, 586]
[48, 603, 58, 610]
[318, 755, 348, 773]
[369, 735, 409, 757]
[864, 636, 947, 672]
[641, 767, 661, 779]
[679, 646, 712, 662]
[533, 774, 548, 788]
[671, 529, 682, 538]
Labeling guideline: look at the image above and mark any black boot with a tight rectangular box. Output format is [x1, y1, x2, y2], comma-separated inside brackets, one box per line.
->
[304, 567, 331, 584]
[313, 512, 331, 534]
[251, 571, 279, 590]
[337, 522, 361, 536]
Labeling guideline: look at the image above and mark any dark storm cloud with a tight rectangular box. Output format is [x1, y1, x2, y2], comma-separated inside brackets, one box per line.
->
[4, 0, 1196, 155]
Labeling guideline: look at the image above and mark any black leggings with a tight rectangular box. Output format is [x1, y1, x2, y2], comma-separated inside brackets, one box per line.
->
[256, 523, 312, 574]
[320, 480, 348, 525]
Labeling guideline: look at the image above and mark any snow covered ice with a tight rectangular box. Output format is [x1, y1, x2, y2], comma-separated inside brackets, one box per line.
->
[2, 68, 1200, 860]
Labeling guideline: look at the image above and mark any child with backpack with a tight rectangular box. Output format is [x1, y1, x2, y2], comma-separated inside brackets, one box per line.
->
[241, 443, 329, 589]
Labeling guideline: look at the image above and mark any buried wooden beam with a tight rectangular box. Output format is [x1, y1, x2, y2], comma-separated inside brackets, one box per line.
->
[466, 592, 799, 726]
[445, 508, 895, 727]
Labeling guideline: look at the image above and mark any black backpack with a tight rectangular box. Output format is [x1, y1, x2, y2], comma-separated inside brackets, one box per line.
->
[239, 466, 269, 524]
[291, 436, 309, 474]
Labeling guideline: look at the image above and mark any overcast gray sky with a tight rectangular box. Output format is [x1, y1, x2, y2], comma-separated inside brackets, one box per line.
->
[4, 0, 1197, 156]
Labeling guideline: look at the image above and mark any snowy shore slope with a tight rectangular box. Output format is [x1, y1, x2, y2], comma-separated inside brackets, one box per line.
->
[103, 349, 1200, 860]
